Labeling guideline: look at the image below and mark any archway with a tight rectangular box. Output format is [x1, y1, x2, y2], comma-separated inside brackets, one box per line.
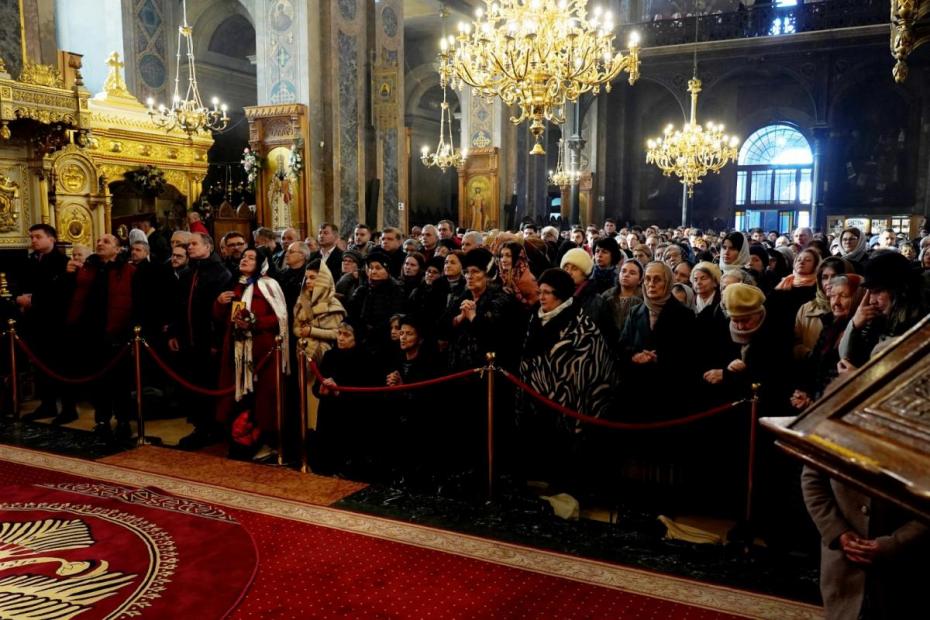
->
[407, 79, 461, 226]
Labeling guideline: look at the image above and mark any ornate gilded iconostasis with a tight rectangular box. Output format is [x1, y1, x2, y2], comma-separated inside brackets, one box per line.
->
[0, 50, 89, 250]
[244, 104, 309, 235]
[457, 147, 500, 231]
[0, 50, 210, 251]
[74, 53, 211, 244]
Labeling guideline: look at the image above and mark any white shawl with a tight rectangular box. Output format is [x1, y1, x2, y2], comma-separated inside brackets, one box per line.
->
[235, 276, 290, 401]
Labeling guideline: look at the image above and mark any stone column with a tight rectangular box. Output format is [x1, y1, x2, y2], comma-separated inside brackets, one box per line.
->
[810, 125, 830, 233]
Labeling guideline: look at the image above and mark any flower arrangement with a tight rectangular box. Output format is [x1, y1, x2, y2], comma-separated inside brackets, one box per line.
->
[288, 139, 304, 180]
[241, 147, 261, 191]
[126, 165, 166, 197]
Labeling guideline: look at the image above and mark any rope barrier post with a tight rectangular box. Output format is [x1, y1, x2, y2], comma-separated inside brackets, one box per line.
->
[7, 319, 18, 421]
[745, 383, 761, 527]
[132, 326, 152, 447]
[274, 336, 284, 467]
[486, 352, 496, 500]
[298, 349, 309, 474]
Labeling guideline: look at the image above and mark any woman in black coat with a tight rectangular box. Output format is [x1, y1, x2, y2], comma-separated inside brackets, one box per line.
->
[347, 251, 406, 364]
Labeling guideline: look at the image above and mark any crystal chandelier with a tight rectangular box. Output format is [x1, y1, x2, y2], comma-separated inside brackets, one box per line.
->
[645, 22, 738, 197]
[422, 6, 467, 172]
[447, 0, 640, 155]
[146, 0, 229, 135]
[548, 138, 581, 186]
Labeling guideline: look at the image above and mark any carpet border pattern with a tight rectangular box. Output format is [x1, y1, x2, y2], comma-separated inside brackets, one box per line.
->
[0, 445, 822, 620]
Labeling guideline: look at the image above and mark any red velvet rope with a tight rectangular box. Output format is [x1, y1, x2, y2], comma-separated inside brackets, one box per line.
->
[499, 368, 748, 431]
[306, 358, 480, 394]
[15, 336, 131, 384]
[144, 342, 275, 397]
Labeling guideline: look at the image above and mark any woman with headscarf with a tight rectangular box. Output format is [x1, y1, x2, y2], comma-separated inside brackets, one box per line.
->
[406, 255, 449, 334]
[215, 248, 290, 460]
[793, 256, 854, 361]
[602, 257, 644, 337]
[518, 268, 616, 493]
[767, 247, 822, 335]
[671, 282, 695, 312]
[497, 241, 539, 309]
[837, 226, 869, 273]
[348, 251, 407, 364]
[790, 274, 865, 411]
[294, 259, 346, 363]
[401, 251, 425, 297]
[618, 261, 697, 414]
[719, 231, 750, 274]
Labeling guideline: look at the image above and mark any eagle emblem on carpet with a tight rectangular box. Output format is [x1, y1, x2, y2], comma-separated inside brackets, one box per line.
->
[0, 483, 257, 619]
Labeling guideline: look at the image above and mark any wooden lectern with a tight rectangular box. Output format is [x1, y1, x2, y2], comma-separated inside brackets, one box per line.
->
[762, 315, 930, 521]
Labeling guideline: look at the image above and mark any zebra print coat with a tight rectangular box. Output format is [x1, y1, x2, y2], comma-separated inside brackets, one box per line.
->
[518, 302, 616, 433]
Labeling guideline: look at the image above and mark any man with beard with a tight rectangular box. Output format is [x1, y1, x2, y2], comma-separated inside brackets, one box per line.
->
[221, 231, 247, 279]
[169, 232, 232, 449]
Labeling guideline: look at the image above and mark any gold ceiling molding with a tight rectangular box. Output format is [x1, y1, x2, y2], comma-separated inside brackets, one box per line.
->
[0, 55, 89, 142]
[18, 62, 64, 89]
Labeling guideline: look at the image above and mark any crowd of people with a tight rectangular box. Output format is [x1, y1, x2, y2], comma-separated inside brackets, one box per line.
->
[9, 216, 930, 495]
[8, 213, 930, 616]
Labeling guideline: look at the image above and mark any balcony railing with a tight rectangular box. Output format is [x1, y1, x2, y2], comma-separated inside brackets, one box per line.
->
[622, 0, 889, 48]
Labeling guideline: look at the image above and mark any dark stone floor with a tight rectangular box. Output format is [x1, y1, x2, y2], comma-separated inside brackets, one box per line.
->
[0, 417, 132, 459]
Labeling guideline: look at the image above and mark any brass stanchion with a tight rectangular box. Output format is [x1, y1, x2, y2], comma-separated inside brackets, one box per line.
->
[486, 351, 496, 499]
[134, 327, 145, 446]
[274, 336, 284, 466]
[8, 319, 18, 421]
[298, 348, 309, 473]
[745, 383, 761, 525]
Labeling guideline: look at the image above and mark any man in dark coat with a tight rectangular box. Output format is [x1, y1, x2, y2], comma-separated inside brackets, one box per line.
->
[16, 224, 70, 422]
[310, 222, 344, 276]
[64, 234, 138, 437]
[169, 232, 232, 448]
[140, 214, 171, 264]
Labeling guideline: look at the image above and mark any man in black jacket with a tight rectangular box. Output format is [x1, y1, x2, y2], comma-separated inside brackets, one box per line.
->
[169, 232, 232, 449]
[16, 224, 71, 422]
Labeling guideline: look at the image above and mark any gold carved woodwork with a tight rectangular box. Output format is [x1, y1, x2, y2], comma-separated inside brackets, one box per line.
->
[891, 0, 930, 82]
[58, 163, 86, 193]
[18, 63, 64, 89]
[57, 203, 93, 247]
[102, 52, 133, 99]
[457, 147, 500, 230]
[372, 64, 399, 129]
[0, 173, 20, 233]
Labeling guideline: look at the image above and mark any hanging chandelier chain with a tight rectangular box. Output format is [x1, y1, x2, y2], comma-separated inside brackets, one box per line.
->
[147, 0, 229, 136]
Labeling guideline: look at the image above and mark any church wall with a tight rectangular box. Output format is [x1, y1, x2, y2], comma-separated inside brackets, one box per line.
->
[55, 0, 124, 94]
[602, 33, 930, 229]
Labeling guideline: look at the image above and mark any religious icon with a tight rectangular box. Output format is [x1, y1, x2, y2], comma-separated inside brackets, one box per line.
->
[266, 147, 293, 230]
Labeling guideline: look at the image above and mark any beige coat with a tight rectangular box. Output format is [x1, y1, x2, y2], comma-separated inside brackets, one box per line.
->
[293, 261, 346, 362]
[801, 465, 930, 619]
[794, 300, 829, 360]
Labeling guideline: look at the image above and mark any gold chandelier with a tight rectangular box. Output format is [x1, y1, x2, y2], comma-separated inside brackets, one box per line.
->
[645, 19, 737, 198]
[146, 0, 228, 135]
[422, 6, 467, 172]
[548, 138, 582, 186]
[448, 0, 640, 155]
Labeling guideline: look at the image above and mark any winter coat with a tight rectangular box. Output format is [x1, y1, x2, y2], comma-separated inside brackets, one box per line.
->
[348, 276, 406, 359]
[444, 284, 522, 371]
[794, 299, 831, 361]
[802, 466, 930, 620]
[174, 252, 232, 352]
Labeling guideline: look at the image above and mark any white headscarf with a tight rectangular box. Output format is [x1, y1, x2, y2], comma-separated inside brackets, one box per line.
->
[235, 275, 290, 401]
[719, 232, 751, 273]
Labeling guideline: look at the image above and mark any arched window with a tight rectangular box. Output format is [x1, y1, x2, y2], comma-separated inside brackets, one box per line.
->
[734, 124, 813, 233]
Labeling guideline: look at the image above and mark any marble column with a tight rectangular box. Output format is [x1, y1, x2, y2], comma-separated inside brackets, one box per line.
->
[373, 0, 406, 230]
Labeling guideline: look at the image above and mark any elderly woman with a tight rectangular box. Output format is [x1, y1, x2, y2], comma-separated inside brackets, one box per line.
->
[602, 257, 644, 337]
[790, 274, 864, 410]
[215, 248, 290, 460]
[497, 241, 539, 308]
[793, 256, 854, 360]
[445, 248, 521, 371]
[618, 261, 697, 413]
[294, 260, 346, 363]
[518, 268, 616, 489]
[839, 251, 925, 367]
[347, 251, 407, 364]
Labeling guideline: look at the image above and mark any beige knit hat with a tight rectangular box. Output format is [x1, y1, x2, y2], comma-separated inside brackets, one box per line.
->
[721, 283, 765, 318]
[692, 261, 722, 285]
[560, 247, 594, 276]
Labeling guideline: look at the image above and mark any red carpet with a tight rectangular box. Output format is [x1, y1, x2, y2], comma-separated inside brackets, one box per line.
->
[0, 482, 256, 619]
[0, 446, 822, 619]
